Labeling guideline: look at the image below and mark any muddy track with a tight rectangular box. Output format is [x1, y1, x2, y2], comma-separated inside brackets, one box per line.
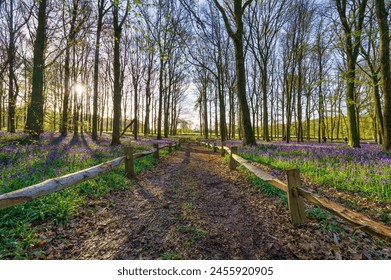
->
[44, 142, 390, 260]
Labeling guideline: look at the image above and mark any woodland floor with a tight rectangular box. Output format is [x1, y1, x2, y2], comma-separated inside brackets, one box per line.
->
[36, 142, 390, 260]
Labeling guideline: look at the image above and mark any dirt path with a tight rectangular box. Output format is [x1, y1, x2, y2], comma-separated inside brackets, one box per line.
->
[44, 142, 390, 260]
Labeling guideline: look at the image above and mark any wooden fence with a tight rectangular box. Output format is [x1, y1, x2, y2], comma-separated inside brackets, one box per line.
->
[0, 140, 182, 210]
[197, 139, 391, 243]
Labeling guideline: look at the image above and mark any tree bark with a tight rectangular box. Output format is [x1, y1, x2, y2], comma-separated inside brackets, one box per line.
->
[7, 0, 16, 133]
[92, 0, 106, 141]
[111, 0, 129, 145]
[111, 3, 122, 146]
[25, 0, 47, 136]
[375, 0, 391, 150]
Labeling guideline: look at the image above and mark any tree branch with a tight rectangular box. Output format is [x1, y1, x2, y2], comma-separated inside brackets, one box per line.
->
[211, 0, 235, 37]
[242, 0, 254, 14]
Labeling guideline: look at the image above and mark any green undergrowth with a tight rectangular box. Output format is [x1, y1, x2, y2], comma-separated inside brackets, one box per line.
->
[306, 206, 343, 236]
[239, 144, 391, 204]
[0, 149, 170, 260]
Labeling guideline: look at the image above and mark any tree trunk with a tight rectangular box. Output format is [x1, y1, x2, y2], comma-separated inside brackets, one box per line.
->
[262, 60, 269, 141]
[335, 0, 367, 148]
[111, 4, 123, 146]
[7, 0, 16, 133]
[144, 57, 153, 135]
[92, 0, 105, 141]
[157, 58, 164, 140]
[202, 87, 208, 139]
[375, 0, 391, 150]
[233, 34, 256, 145]
[25, 0, 47, 136]
[133, 74, 139, 140]
[213, 0, 256, 145]
[345, 57, 361, 148]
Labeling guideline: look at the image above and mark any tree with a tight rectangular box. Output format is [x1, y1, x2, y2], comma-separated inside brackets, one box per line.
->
[4, 0, 29, 133]
[374, 0, 391, 150]
[359, 4, 383, 143]
[92, 0, 110, 141]
[212, 0, 257, 146]
[335, 0, 368, 148]
[111, 0, 130, 145]
[25, 0, 47, 136]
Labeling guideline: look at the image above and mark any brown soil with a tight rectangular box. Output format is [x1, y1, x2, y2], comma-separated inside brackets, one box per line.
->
[39, 142, 390, 260]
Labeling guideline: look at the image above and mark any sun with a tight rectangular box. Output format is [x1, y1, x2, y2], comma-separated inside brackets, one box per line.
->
[74, 83, 84, 95]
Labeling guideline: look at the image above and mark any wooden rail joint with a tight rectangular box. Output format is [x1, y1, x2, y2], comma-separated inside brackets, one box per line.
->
[286, 169, 307, 226]
[221, 141, 226, 157]
[124, 146, 135, 179]
[153, 143, 159, 160]
[230, 146, 238, 170]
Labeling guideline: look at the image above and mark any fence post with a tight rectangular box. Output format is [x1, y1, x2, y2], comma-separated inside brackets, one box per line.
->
[221, 141, 226, 157]
[153, 143, 159, 160]
[124, 146, 135, 178]
[230, 147, 238, 170]
[286, 169, 307, 225]
[169, 143, 172, 153]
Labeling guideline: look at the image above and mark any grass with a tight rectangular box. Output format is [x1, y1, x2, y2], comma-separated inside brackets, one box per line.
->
[0, 132, 174, 259]
[177, 224, 207, 244]
[162, 250, 182, 260]
[239, 142, 391, 203]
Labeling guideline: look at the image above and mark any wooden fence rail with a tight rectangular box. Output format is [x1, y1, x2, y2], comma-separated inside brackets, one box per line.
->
[0, 140, 181, 210]
[197, 139, 391, 243]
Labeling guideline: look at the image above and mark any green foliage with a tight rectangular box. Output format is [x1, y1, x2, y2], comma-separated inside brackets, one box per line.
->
[162, 250, 182, 260]
[0, 133, 33, 148]
[240, 142, 391, 203]
[176, 224, 207, 244]
[306, 207, 343, 235]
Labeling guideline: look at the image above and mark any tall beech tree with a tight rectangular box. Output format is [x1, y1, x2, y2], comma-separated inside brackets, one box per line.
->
[111, 0, 130, 146]
[374, 0, 391, 150]
[25, 0, 47, 136]
[5, 0, 29, 133]
[212, 0, 256, 146]
[92, 0, 110, 141]
[335, 0, 368, 148]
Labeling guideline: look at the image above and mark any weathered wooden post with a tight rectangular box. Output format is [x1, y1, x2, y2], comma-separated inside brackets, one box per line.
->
[124, 146, 135, 178]
[230, 147, 238, 170]
[169, 143, 172, 153]
[153, 143, 159, 160]
[221, 141, 226, 157]
[286, 169, 307, 225]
